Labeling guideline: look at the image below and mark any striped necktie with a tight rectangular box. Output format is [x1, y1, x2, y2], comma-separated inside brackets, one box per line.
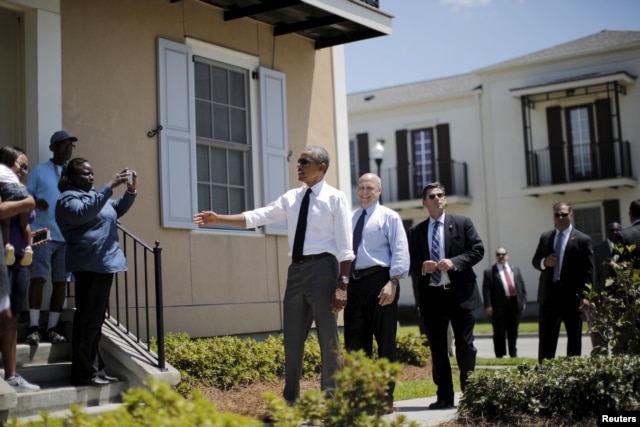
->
[430, 221, 441, 284]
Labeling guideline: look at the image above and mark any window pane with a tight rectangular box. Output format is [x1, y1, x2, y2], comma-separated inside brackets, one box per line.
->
[210, 147, 227, 183]
[196, 100, 213, 139]
[196, 144, 210, 181]
[569, 107, 592, 176]
[211, 186, 228, 213]
[573, 207, 602, 243]
[230, 107, 247, 144]
[229, 187, 244, 213]
[213, 104, 230, 141]
[413, 129, 434, 195]
[194, 62, 211, 100]
[229, 70, 246, 108]
[197, 183, 211, 212]
[212, 66, 228, 104]
[228, 150, 244, 186]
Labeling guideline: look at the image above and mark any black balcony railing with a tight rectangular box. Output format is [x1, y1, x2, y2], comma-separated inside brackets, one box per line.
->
[105, 225, 166, 371]
[525, 139, 633, 187]
[373, 160, 469, 203]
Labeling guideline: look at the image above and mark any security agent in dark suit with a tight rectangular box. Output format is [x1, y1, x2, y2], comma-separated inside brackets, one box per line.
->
[482, 247, 527, 358]
[407, 182, 484, 410]
[532, 202, 593, 363]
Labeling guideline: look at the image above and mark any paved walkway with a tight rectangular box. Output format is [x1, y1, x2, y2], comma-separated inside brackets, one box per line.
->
[383, 333, 593, 426]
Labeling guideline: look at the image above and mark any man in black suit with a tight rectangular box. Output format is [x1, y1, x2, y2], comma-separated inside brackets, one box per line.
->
[615, 199, 640, 264]
[532, 202, 593, 363]
[407, 182, 484, 410]
[482, 247, 527, 358]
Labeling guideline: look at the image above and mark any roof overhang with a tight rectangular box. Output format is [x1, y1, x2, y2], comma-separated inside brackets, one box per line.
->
[510, 71, 636, 101]
[194, 0, 393, 49]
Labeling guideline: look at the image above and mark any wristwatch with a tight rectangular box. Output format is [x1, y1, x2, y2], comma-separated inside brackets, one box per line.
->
[340, 276, 350, 285]
[390, 278, 400, 286]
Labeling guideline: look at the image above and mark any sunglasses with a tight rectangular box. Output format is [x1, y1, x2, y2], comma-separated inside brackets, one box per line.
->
[427, 192, 445, 200]
[55, 142, 76, 149]
[496, 252, 507, 257]
[297, 158, 318, 166]
[15, 161, 29, 173]
[554, 212, 570, 218]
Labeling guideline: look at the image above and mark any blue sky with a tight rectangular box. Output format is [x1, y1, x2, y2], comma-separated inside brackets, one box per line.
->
[344, 0, 640, 94]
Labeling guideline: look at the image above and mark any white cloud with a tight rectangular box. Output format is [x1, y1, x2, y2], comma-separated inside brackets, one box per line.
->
[440, 0, 492, 11]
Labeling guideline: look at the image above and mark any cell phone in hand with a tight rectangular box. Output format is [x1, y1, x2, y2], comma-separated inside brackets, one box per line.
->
[126, 171, 133, 185]
[32, 228, 50, 245]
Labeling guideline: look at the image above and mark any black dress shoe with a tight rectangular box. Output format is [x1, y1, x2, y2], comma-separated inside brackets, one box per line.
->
[429, 400, 454, 410]
[85, 376, 110, 387]
[97, 371, 120, 383]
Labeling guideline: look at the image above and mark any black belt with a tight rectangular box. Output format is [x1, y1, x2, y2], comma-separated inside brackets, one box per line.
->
[351, 265, 388, 280]
[293, 252, 333, 264]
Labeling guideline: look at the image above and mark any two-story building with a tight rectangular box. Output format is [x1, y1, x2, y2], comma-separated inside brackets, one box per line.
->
[348, 30, 640, 310]
[0, 0, 392, 337]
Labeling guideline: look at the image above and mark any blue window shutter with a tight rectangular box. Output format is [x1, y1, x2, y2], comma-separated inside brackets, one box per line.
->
[157, 38, 197, 229]
[259, 67, 289, 235]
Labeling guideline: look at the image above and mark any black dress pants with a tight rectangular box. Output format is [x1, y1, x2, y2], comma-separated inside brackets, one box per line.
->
[70, 271, 113, 385]
[419, 285, 476, 404]
[344, 268, 398, 395]
[538, 285, 583, 363]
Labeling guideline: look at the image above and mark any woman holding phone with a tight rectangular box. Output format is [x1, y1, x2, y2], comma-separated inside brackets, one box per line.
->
[55, 158, 137, 386]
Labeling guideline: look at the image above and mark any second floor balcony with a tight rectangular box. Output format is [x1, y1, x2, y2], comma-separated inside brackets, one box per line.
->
[523, 139, 635, 196]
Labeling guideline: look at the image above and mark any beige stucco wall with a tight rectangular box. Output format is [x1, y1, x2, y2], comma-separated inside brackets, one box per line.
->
[60, 0, 339, 337]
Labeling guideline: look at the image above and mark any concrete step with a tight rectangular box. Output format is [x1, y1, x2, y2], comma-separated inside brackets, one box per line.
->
[12, 343, 71, 368]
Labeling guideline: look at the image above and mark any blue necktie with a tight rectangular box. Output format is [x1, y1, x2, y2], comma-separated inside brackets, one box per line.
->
[351, 209, 367, 272]
[430, 221, 441, 284]
[553, 231, 564, 281]
[292, 188, 312, 262]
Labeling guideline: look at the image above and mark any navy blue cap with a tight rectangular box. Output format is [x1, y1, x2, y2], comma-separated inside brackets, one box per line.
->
[50, 130, 78, 145]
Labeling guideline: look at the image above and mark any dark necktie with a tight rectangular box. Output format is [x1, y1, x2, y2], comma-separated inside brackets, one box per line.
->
[430, 221, 441, 284]
[504, 267, 516, 296]
[292, 188, 312, 262]
[553, 232, 564, 281]
[350, 209, 367, 272]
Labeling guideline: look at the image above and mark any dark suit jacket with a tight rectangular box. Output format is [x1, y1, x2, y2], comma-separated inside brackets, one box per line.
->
[408, 214, 484, 310]
[614, 223, 640, 263]
[482, 264, 527, 315]
[593, 239, 614, 292]
[532, 227, 593, 307]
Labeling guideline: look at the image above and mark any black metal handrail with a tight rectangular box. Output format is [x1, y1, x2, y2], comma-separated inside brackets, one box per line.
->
[106, 224, 166, 371]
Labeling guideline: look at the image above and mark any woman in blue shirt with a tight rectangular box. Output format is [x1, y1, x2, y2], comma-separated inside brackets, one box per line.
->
[55, 157, 137, 386]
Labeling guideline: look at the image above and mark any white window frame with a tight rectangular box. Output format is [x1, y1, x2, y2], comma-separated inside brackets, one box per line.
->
[157, 37, 289, 233]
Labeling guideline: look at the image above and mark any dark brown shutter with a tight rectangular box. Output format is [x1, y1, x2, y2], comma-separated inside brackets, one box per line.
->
[595, 98, 615, 178]
[546, 106, 566, 183]
[436, 124, 452, 193]
[395, 129, 410, 200]
[356, 133, 370, 174]
[603, 199, 620, 226]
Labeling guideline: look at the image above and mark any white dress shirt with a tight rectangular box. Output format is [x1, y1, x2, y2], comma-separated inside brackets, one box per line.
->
[351, 202, 409, 279]
[243, 180, 355, 263]
[428, 213, 451, 285]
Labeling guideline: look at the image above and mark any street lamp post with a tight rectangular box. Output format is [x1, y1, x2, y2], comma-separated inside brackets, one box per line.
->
[373, 139, 385, 203]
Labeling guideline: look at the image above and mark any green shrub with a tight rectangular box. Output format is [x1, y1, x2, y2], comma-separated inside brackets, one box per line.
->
[7, 379, 255, 427]
[164, 330, 427, 393]
[264, 351, 418, 427]
[395, 333, 430, 367]
[460, 355, 640, 423]
[585, 243, 640, 355]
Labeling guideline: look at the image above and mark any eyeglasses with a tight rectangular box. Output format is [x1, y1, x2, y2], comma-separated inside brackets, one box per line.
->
[496, 252, 507, 257]
[297, 158, 318, 166]
[15, 161, 29, 173]
[427, 192, 445, 200]
[554, 212, 570, 218]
